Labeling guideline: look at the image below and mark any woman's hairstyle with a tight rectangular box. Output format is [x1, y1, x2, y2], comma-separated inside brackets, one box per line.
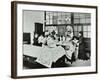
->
[44, 30, 50, 37]
[51, 30, 56, 35]
[72, 36, 79, 40]
[66, 26, 73, 31]
[49, 30, 56, 40]
[79, 31, 83, 36]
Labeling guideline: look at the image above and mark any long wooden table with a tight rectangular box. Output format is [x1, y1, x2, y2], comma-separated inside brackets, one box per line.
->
[23, 42, 77, 68]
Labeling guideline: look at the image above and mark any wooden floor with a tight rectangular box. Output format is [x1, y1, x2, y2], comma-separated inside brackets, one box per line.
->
[23, 59, 91, 69]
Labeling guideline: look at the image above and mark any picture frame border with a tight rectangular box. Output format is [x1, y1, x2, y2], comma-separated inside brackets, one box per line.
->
[11, 1, 98, 78]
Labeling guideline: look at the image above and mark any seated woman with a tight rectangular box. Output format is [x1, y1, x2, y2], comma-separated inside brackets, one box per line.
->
[33, 33, 39, 46]
[62, 26, 78, 64]
[40, 30, 50, 46]
[65, 25, 74, 42]
[78, 31, 86, 60]
[71, 36, 79, 61]
[38, 33, 44, 46]
[64, 26, 74, 59]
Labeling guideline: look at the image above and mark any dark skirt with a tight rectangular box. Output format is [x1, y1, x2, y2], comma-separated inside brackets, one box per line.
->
[78, 43, 86, 60]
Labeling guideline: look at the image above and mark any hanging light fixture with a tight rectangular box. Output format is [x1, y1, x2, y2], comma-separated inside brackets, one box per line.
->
[65, 17, 71, 22]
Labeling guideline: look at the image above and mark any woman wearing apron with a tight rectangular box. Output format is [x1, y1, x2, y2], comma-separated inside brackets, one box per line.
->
[78, 31, 86, 60]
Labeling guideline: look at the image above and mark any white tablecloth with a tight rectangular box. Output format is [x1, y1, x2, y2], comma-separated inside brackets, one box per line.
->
[23, 45, 66, 67]
[36, 46, 66, 67]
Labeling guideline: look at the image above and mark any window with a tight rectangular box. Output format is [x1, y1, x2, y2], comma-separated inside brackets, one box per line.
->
[45, 11, 91, 38]
[73, 13, 91, 38]
[83, 25, 91, 38]
[45, 11, 71, 25]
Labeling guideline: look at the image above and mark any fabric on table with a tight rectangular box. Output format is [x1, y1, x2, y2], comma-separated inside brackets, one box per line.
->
[36, 46, 66, 67]
[64, 41, 76, 60]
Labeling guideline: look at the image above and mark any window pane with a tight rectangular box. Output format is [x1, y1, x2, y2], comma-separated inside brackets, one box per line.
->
[83, 26, 88, 31]
[49, 12, 53, 19]
[50, 19, 52, 24]
[58, 20, 62, 24]
[46, 20, 49, 24]
[52, 20, 56, 24]
[74, 19, 80, 23]
[74, 32, 78, 36]
[83, 32, 88, 38]
[66, 17, 71, 24]
[53, 12, 57, 16]
[65, 12, 70, 17]
[58, 15, 62, 24]
[73, 26, 78, 31]
[85, 13, 91, 18]
[88, 32, 91, 38]
[78, 26, 82, 31]
[46, 14, 49, 19]
[52, 15, 57, 24]
[80, 18, 86, 23]
[86, 18, 91, 23]
[79, 13, 85, 18]
[62, 19, 66, 24]
[88, 26, 91, 31]
[74, 13, 80, 18]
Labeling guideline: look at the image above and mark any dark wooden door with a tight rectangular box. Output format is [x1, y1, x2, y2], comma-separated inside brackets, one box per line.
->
[34, 23, 43, 35]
